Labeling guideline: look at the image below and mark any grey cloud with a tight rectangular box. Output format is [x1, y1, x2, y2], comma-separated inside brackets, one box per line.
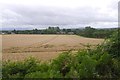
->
[1, 3, 117, 29]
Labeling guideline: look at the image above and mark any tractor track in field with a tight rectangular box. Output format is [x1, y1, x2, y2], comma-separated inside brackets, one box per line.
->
[2, 34, 104, 61]
[31, 35, 59, 46]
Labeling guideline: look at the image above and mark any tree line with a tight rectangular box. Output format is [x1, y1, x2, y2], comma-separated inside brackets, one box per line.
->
[2, 26, 117, 38]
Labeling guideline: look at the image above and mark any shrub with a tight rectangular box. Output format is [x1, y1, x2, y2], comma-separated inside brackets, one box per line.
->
[103, 29, 120, 59]
[2, 57, 39, 79]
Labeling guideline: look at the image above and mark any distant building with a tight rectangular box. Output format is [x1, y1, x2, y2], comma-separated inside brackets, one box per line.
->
[68, 32, 74, 35]
[1, 32, 6, 35]
[11, 32, 15, 34]
[57, 31, 66, 34]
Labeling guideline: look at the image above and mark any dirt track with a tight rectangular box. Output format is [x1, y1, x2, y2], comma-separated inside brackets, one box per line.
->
[2, 34, 104, 61]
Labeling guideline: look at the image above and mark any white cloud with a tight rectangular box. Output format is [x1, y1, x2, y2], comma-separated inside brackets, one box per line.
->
[0, 0, 119, 30]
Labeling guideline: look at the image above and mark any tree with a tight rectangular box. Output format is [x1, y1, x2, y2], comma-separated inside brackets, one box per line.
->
[12, 29, 17, 34]
[84, 26, 96, 37]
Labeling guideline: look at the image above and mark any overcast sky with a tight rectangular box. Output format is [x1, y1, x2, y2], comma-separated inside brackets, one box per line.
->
[0, 0, 119, 30]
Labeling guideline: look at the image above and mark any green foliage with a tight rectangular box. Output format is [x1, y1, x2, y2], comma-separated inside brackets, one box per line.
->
[103, 29, 120, 59]
[2, 57, 39, 79]
[2, 52, 120, 79]
[25, 70, 62, 78]
[51, 52, 74, 76]
[79, 26, 116, 38]
[76, 55, 97, 78]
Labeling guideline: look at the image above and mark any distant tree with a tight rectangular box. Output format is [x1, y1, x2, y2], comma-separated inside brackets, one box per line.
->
[62, 29, 66, 32]
[12, 29, 17, 34]
[84, 26, 96, 37]
[67, 29, 71, 32]
[56, 27, 60, 32]
[33, 28, 39, 34]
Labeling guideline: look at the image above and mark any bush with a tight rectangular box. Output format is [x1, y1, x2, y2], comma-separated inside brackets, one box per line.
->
[2, 57, 39, 79]
[103, 29, 120, 59]
[2, 52, 120, 79]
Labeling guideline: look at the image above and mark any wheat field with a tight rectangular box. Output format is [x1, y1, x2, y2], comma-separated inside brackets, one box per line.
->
[2, 34, 104, 61]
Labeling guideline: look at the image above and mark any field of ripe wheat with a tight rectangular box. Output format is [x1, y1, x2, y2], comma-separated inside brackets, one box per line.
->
[2, 34, 104, 61]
